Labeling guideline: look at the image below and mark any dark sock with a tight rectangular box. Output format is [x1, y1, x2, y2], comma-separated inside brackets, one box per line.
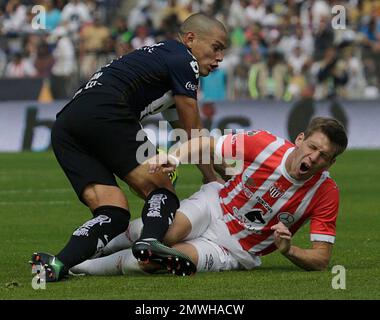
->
[140, 188, 179, 242]
[56, 206, 130, 271]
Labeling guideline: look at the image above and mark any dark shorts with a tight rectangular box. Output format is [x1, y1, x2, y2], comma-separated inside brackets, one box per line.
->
[51, 93, 155, 203]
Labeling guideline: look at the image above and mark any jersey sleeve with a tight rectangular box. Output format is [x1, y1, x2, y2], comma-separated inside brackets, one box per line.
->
[165, 52, 199, 100]
[309, 181, 340, 244]
[215, 130, 277, 162]
[161, 105, 179, 122]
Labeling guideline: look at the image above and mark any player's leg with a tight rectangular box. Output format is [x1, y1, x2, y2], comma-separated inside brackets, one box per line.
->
[31, 114, 131, 282]
[31, 184, 131, 282]
[101, 197, 202, 255]
[125, 165, 196, 274]
[102, 218, 143, 255]
[53, 184, 131, 270]
[134, 237, 241, 275]
[163, 182, 221, 245]
[71, 243, 195, 277]
[116, 180, 220, 250]
[70, 248, 143, 276]
[70, 238, 240, 276]
[175, 238, 242, 272]
[124, 162, 179, 244]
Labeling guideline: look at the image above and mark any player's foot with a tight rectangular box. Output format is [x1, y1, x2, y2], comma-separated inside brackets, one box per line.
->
[29, 252, 67, 282]
[132, 239, 196, 276]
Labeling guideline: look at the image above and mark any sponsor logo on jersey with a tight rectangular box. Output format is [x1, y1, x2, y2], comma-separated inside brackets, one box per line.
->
[190, 60, 199, 79]
[256, 196, 273, 213]
[185, 81, 198, 91]
[277, 212, 295, 226]
[269, 182, 286, 199]
[245, 209, 265, 224]
[233, 207, 265, 232]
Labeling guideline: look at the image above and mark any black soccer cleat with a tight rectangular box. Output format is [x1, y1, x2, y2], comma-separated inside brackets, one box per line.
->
[132, 239, 196, 276]
[30, 252, 67, 282]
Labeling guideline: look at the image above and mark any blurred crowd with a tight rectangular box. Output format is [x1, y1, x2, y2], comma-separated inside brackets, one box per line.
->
[1, 0, 380, 101]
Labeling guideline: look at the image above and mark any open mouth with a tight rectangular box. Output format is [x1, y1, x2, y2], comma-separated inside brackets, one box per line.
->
[300, 162, 311, 175]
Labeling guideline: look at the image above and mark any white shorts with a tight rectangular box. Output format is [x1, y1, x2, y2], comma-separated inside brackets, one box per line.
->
[178, 182, 261, 270]
[185, 238, 241, 272]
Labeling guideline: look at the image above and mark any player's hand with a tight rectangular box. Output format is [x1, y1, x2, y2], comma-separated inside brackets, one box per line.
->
[146, 153, 179, 174]
[271, 222, 292, 254]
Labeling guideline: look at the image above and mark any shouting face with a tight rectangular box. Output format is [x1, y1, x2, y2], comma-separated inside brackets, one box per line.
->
[286, 131, 337, 181]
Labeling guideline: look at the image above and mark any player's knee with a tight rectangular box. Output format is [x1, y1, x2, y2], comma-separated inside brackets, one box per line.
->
[126, 169, 174, 199]
[163, 212, 192, 246]
[127, 218, 143, 242]
[137, 181, 175, 199]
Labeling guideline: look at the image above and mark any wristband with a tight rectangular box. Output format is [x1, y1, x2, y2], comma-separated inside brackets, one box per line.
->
[167, 154, 180, 167]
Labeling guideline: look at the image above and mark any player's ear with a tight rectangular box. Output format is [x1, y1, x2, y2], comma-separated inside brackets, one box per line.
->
[183, 31, 196, 49]
[295, 133, 305, 147]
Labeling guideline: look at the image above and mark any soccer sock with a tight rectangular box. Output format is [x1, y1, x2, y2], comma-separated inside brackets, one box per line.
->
[56, 206, 130, 271]
[102, 218, 143, 255]
[70, 249, 142, 276]
[139, 188, 179, 242]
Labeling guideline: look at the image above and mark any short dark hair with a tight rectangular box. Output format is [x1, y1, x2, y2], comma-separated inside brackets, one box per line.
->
[179, 13, 227, 37]
[304, 117, 348, 158]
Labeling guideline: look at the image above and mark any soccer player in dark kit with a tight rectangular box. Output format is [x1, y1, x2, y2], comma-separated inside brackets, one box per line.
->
[30, 13, 227, 281]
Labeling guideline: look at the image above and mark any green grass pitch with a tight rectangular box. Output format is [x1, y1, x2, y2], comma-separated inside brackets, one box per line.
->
[0, 150, 379, 300]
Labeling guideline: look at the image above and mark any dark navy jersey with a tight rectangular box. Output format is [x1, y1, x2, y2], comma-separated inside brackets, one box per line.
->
[72, 40, 200, 120]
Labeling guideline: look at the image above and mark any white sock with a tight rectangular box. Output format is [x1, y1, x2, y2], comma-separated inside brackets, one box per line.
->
[102, 218, 143, 255]
[70, 249, 144, 276]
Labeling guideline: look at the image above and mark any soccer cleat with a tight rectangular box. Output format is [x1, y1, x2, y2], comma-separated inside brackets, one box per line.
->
[30, 252, 66, 282]
[132, 239, 196, 276]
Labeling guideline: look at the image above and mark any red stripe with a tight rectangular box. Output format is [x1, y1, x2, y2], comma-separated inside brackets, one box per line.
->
[220, 132, 278, 200]
[221, 143, 290, 213]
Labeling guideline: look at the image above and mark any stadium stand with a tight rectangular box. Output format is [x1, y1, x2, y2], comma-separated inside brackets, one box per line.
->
[0, 0, 379, 101]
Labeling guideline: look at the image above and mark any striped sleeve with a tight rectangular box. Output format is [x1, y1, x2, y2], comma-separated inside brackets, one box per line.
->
[309, 180, 340, 244]
[215, 130, 276, 162]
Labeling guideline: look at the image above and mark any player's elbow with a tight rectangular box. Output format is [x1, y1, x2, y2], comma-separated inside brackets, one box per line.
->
[306, 258, 330, 271]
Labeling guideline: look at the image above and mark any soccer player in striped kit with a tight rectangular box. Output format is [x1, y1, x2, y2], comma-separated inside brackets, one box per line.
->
[71, 117, 348, 275]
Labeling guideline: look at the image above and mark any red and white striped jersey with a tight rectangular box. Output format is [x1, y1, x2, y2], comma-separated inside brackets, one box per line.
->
[215, 130, 340, 256]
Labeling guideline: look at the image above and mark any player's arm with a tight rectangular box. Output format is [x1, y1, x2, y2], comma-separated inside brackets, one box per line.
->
[272, 223, 333, 271]
[271, 222, 333, 271]
[148, 136, 218, 173]
[148, 133, 247, 180]
[283, 241, 333, 271]
[174, 95, 217, 183]
[273, 182, 339, 271]
[174, 95, 202, 135]
[163, 106, 229, 181]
